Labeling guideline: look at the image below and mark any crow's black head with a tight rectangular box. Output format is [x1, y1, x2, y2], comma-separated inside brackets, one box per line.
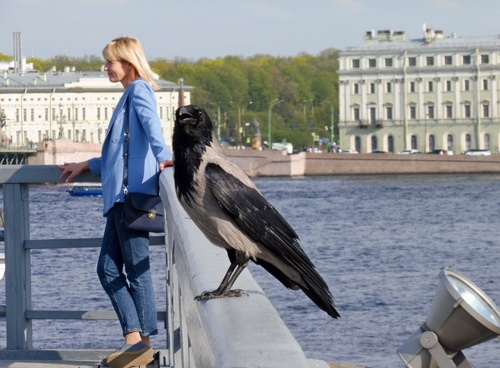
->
[174, 105, 214, 142]
[173, 105, 216, 204]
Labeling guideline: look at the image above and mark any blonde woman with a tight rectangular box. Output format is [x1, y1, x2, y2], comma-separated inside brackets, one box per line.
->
[60, 36, 172, 368]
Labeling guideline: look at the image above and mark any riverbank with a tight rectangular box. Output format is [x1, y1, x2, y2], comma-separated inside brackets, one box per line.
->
[225, 149, 500, 177]
[27, 140, 500, 177]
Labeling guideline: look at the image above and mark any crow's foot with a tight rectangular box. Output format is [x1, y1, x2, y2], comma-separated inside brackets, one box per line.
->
[195, 289, 248, 301]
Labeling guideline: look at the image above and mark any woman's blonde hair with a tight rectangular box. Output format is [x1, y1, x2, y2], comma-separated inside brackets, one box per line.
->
[103, 36, 159, 90]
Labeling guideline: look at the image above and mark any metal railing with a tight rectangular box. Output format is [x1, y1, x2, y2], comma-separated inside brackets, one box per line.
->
[0, 165, 325, 367]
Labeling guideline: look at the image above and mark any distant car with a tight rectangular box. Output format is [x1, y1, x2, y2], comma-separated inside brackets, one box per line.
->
[341, 149, 358, 154]
[428, 149, 452, 155]
[371, 150, 388, 154]
[398, 149, 420, 154]
[464, 149, 491, 156]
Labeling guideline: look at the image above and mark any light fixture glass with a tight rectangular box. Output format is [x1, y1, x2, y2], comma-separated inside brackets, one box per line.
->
[398, 267, 500, 368]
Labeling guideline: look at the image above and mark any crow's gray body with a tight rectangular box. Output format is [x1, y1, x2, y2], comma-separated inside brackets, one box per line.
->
[172, 105, 340, 318]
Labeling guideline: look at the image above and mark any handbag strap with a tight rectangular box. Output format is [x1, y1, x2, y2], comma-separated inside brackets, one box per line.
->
[123, 96, 131, 195]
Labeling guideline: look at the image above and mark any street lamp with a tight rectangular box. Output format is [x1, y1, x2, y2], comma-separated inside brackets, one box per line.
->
[57, 103, 66, 139]
[268, 98, 283, 147]
[208, 102, 222, 142]
[231, 101, 252, 145]
[178, 78, 185, 108]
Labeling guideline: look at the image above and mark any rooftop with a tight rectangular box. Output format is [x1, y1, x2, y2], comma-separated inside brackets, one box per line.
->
[0, 69, 183, 91]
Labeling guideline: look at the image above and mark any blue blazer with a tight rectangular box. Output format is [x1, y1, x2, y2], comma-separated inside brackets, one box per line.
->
[88, 79, 172, 215]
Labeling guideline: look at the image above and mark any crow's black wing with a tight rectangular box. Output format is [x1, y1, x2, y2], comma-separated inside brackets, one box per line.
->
[204, 163, 315, 271]
[204, 163, 339, 318]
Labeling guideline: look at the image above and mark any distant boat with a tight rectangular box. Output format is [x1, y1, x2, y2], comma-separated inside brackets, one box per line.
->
[67, 183, 102, 197]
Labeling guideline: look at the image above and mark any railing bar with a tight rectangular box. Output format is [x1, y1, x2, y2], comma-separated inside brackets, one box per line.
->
[24, 310, 166, 321]
[25, 235, 165, 249]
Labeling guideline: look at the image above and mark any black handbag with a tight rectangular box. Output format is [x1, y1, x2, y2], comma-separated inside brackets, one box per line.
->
[122, 192, 164, 233]
[120, 97, 165, 233]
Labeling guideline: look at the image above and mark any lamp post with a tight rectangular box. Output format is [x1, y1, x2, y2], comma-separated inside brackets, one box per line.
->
[178, 78, 185, 108]
[57, 103, 66, 139]
[208, 102, 222, 142]
[232, 101, 252, 145]
[268, 98, 282, 147]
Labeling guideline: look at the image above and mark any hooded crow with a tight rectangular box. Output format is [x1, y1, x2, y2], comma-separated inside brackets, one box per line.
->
[172, 105, 340, 318]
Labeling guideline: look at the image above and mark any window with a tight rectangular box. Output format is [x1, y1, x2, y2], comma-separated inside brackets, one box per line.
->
[464, 104, 471, 118]
[409, 106, 416, 119]
[104, 107, 109, 120]
[447, 134, 454, 151]
[427, 105, 434, 119]
[444, 56, 453, 65]
[484, 133, 491, 150]
[482, 79, 488, 91]
[371, 136, 378, 151]
[465, 134, 472, 151]
[411, 135, 418, 150]
[428, 81, 433, 92]
[384, 58, 393, 67]
[355, 136, 362, 153]
[368, 58, 376, 68]
[388, 135, 395, 153]
[386, 82, 392, 93]
[370, 83, 376, 94]
[353, 107, 360, 121]
[353, 83, 359, 94]
[97, 107, 101, 120]
[45, 108, 48, 121]
[426, 56, 434, 66]
[483, 104, 490, 118]
[481, 54, 489, 64]
[30, 108, 35, 122]
[386, 106, 393, 120]
[408, 57, 416, 66]
[75, 108, 78, 121]
[463, 55, 471, 64]
[82, 108, 86, 121]
[429, 135, 436, 151]
[446, 105, 453, 119]
[446, 80, 452, 92]
[369, 107, 376, 124]
[409, 82, 416, 93]
[464, 80, 470, 91]
[352, 59, 360, 68]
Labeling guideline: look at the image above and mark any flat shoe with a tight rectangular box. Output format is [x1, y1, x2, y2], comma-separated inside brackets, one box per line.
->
[105, 341, 154, 368]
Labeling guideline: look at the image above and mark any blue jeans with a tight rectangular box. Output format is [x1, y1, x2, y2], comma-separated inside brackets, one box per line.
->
[97, 203, 158, 337]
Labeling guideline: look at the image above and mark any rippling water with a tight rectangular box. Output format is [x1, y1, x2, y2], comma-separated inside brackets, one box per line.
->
[1, 174, 500, 367]
[250, 174, 500, 367]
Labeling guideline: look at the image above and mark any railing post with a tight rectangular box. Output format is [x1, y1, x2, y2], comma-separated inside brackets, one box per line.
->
[3, 183, 32, 349]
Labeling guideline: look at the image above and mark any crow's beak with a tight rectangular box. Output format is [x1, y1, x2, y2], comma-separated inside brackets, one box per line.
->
[179, 107, 197, 125]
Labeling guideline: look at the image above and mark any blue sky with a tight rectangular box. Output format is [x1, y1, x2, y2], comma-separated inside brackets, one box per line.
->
[2, 0, 500, 61]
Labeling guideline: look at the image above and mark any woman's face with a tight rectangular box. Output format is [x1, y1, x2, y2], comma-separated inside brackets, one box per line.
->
[104, 59, 134, 86]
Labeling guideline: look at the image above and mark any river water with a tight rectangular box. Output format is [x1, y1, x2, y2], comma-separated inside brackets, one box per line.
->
[1, 174, 500, 367]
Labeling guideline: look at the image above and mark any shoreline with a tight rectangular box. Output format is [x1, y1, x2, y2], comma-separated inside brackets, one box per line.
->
[25, 140, 500, 177]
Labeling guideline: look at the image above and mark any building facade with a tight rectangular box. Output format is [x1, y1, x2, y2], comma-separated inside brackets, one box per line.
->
[338, 27, 500, 154]
[0, 68, 191, 148]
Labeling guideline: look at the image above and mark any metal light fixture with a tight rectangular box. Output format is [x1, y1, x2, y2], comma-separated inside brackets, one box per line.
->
[398, 267, 500, 368]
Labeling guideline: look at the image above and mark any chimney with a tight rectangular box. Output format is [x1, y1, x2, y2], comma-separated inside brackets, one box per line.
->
[178, 78, 185, 108]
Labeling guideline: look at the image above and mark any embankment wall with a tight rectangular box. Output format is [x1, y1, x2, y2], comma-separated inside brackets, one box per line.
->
[28, 142, 500, 177]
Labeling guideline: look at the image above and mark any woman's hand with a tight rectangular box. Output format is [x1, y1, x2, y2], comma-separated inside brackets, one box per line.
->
[159, 159, 173, 171]
[59, 161, 90, 183]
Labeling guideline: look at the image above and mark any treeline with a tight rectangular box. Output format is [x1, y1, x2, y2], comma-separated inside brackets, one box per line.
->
[1, 49, 340, 148]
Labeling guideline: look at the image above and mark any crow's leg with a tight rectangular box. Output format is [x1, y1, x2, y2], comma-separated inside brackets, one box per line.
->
[195, 261, 249, 301]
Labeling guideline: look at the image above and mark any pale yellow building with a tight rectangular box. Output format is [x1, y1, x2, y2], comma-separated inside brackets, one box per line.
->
[0, 68, 191, 148]
[338, 27, 500, 154]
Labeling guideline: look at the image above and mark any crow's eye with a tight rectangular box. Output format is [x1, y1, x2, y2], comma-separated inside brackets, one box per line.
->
[197, 109, 203, 118]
